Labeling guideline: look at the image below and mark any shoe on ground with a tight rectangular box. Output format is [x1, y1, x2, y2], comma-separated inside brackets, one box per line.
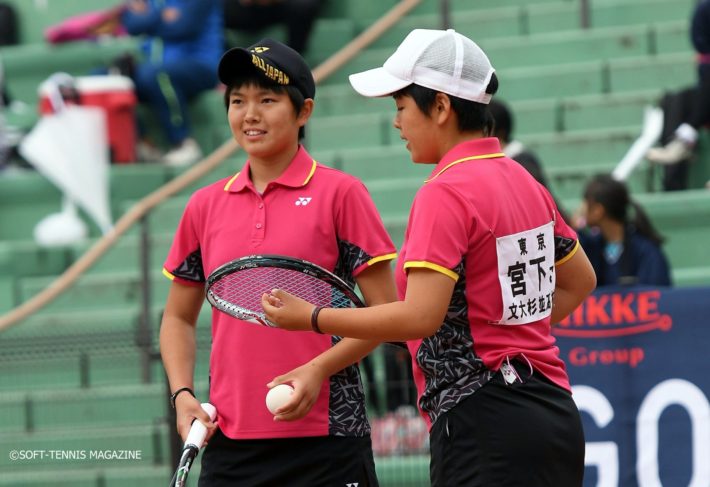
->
[646, 138, 693, 165]
[162, 138, 202, 167]
[136, 141, 163, 162]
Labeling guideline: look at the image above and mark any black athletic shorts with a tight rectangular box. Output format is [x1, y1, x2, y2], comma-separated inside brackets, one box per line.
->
[199, 429, 379, 487]
[429, 360, 585, 487]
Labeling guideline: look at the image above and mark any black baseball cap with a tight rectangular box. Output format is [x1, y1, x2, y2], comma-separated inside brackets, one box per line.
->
[218, 38, 316, 100]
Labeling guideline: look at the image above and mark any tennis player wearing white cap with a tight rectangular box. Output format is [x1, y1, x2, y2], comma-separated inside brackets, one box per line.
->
[263, 29, 596, 486]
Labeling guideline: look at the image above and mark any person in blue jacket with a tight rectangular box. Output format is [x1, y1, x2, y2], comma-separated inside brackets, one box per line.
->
[577, 174, 672, 287]
[121, 0, 223, 166]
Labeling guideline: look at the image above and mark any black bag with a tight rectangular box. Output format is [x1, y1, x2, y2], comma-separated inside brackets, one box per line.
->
[0, 2, 18, 46]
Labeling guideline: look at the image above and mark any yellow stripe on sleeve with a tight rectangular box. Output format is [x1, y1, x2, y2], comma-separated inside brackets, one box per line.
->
[555, 240, 580, 266]
[162, 268, 176, 281]
[366, 253, 398, 266]
[404, 261, 459, 282]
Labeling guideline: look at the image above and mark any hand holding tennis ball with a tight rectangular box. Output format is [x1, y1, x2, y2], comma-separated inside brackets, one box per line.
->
[266, 384, 294, 414]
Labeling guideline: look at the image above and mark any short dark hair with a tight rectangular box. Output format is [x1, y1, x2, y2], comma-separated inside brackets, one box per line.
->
[487, 99, 513, 143]
[223, 72, 307, 140]
[393, 72, 499, 134]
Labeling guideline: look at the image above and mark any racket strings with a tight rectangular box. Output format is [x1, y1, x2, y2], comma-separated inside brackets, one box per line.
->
[208, 267, 353, 322]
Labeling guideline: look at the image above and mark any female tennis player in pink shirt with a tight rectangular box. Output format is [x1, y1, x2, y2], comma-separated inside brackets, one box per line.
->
[263, 29, 597, 487]
[161, 38, 397, 486]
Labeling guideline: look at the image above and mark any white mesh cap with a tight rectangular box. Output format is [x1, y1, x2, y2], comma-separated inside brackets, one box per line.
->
[349, 29, 495, 104]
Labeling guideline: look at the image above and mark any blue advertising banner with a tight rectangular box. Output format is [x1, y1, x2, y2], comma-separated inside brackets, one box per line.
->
[553, 286, 710, 487]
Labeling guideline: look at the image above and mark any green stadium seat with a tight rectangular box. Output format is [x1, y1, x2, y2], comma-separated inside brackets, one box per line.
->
[561, 89, 661, 132]
[608, 53, 696, 93]
[481, 25, 651, 70]
[305, 18, 358, 66]
[16, 269, 169, 313]
[102, 466, 175, 487]
[0, 356, 81, 391]
[70, 232, 174, 275]
[367, 178, 421, 218]
[364, 13, 443, 50]
[0, 276, 12, 313]
[1, 307, 138, 350]
[526, 3, 579, 36]
[506, 98, 561, 136]
[0, 470, 98, 487]
[0, 392, 27, 433]
[337, 145, 428, 182]
[633, 190, 710, 271]
[30, 384, 165, 430]
[591, 0, 695, 29]
[654, 20, 692, 55]
[318, 46, 393, 85]
[88, 349, 150, 387]
[452, 7, 527, 40]
[308, 112, 391, 151]
[522, 127, 639, 169]
[320, 0, 399, 23]
[0, 171, 62, 240]
[497, 61, 605, 101]
[673, 266, 710, 287]
[314, 84, 392, 117]
[375, 454, 430, 487]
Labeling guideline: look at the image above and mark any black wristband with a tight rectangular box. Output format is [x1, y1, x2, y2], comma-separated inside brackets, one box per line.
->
[311, 306, 324, 334]
[170, 387, 195, 409]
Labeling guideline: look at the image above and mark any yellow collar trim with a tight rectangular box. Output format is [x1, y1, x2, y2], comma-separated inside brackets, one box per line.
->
[223, 171, 240, 191]
[302, 160, 317, 186]
[223, 160, 316, 191]
[425, 152, 505, 183]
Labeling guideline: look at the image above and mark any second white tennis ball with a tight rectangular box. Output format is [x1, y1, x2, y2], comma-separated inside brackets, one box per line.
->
[266, 384, 294, 414]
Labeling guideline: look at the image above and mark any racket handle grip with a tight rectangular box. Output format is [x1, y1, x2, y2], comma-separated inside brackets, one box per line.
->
[184, 402, 217, 450]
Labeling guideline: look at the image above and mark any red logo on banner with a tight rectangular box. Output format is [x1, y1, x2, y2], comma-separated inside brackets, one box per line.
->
[554, 290, 673, 338]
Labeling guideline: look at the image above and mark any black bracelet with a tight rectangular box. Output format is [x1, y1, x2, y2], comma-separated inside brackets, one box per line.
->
[311, 306, 324, 334]
[170, 387, 195, 409]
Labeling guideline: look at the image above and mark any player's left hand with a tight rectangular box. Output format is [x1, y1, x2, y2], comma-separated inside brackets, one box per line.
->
[267, 363, 326, 421]
[261, 289, 313, 331]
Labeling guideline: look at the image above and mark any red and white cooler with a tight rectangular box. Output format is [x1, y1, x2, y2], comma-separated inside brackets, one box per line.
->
[39, 75, 137, 163]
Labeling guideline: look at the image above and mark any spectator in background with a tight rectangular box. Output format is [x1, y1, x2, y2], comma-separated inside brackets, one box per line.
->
[223, 0, 324, 54]
[576, 174, 672, 287]
[488, 99, 550, 187]
[121, 0, 223, 167]
[489, 98, 571, 222]
[646, 0, 710, 171]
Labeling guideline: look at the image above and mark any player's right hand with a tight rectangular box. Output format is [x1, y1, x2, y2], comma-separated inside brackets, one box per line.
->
[175, 393, 218, 444]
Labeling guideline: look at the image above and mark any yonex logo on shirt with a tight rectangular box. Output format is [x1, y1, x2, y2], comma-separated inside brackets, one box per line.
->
[295, 197, 312, 206]
[346, 483, 359, 487]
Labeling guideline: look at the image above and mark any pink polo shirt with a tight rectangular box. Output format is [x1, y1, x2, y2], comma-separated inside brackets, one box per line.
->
[396, 137, 579, 429]
[163, 145, 396, 439]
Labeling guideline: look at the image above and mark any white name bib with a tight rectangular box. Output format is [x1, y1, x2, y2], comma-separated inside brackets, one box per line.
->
[495, 221, 555, 325]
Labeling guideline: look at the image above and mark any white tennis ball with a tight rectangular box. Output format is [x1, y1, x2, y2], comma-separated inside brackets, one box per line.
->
[266, 384, 294, 414]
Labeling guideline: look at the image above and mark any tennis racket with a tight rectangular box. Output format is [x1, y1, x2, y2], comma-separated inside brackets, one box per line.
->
[169, 402, 217, 487]
[206, 254, 365, 327]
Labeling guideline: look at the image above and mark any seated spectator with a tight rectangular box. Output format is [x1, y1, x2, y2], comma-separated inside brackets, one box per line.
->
[646, 0, 710, 179]
[223, 0, 324, 54]
[576, 174, 672, 287]
[121, 0, 223, 166]
[489, 98, 571, 222]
